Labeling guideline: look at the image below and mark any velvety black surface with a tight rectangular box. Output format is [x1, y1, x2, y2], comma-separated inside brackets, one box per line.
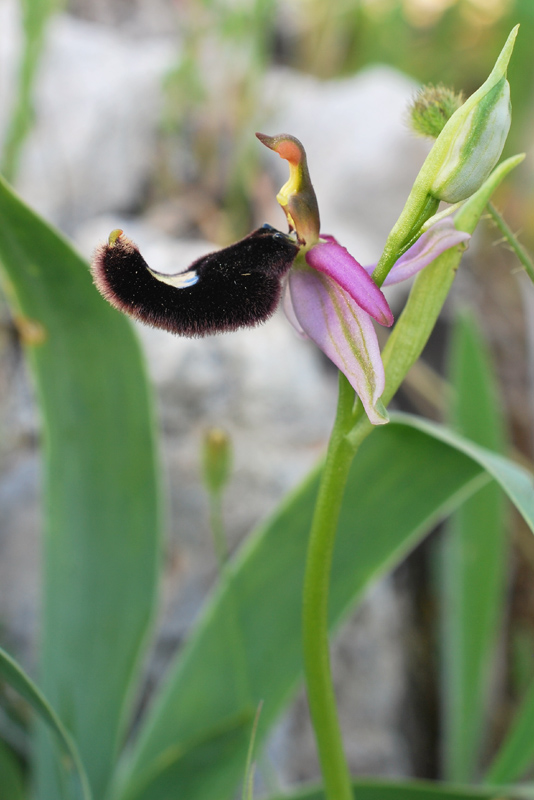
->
[92, 225, 299, 336]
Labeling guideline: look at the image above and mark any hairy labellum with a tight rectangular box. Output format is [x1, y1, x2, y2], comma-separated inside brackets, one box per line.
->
[91, 225, 299, 336]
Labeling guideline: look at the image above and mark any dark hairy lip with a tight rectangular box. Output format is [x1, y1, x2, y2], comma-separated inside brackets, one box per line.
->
[91, 225, 299, 338]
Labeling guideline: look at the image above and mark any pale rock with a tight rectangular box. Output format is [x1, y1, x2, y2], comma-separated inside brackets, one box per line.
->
[68, 0, 179, 35]
[0, 2, 175, 231]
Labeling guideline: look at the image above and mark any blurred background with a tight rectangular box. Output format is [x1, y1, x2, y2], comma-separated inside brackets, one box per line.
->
[0, 0, 533, 791]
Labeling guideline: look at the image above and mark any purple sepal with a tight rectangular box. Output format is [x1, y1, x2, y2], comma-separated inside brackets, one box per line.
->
[365, 218, 471, 285]
[288, 267, 388, 425]
[305, 239, 394, 327]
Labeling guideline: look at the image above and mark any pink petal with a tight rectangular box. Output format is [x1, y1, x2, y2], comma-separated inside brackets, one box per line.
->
[305, 239, 393, 327]
[364, 218, 471, 285]
[289, 267, 388, 426]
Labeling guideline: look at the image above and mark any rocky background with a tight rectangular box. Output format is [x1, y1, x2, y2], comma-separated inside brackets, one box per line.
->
[0, 0, 532, 791]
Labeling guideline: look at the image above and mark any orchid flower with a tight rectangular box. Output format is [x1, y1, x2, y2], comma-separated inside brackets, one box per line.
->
[91, 134, 469, 427]
[256, 133, 470, 425]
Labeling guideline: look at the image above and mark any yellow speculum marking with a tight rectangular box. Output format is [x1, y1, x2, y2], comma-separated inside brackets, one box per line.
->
[276, 161, 303, 208]
[276, 158, 303, 234]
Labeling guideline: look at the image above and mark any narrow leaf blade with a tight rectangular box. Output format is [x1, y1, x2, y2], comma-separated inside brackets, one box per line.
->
[485, 677, 534, 784]
[120, 712, 255, 800]
[0, 646, 90, 800]
[389, 413, 534, 531]
[0, 175, 162, 798]
[264, 777, 524, 800]
[0, 739, 26, 800]
[441, 312, 507, 781]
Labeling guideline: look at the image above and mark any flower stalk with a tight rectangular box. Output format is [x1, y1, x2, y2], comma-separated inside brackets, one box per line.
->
[302, 373, 371, 800]
[202, 428, 233, 570]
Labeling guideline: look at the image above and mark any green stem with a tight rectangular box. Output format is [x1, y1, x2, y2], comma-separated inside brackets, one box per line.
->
[486, 201, 534, 284]
[242, 702, 263, 800]
[207, 491, 252, 713]
[209, 492, 228, 572]
[302, 373, 373, 800]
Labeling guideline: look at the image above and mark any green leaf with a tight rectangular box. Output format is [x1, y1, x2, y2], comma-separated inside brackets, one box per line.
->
[485, 676, 534, 784]
[0, 175, 162, 799]
[441, 312, 507, 781]
[112, 422, 487, 800]
[395, 411, 534, 785]
[389, 413, 534, 531]
[119, 711, 255, 800]
[0, 738, 26, 800]
[264, 777, 524, 800]
[0, 646, 90, 800]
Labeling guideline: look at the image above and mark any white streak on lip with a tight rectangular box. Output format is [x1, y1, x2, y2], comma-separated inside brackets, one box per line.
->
[147, 268, 199, 289]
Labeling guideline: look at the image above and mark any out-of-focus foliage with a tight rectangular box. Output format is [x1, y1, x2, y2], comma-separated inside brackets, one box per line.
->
[1, 0, 63, 182]
[160, 0, 533, 240]
[3, 0, 532, 239]
[160, 0, 277, 240]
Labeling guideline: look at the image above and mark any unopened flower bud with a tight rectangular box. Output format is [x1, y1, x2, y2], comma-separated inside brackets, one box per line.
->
[202, 428, 232, 496]
[424, 26, 517, 204]
[430, 77, 511, 202]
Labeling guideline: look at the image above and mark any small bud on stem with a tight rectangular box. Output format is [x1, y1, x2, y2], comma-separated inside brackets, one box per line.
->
[202, 428, 233, 496]
[409, 84, 464, 139]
